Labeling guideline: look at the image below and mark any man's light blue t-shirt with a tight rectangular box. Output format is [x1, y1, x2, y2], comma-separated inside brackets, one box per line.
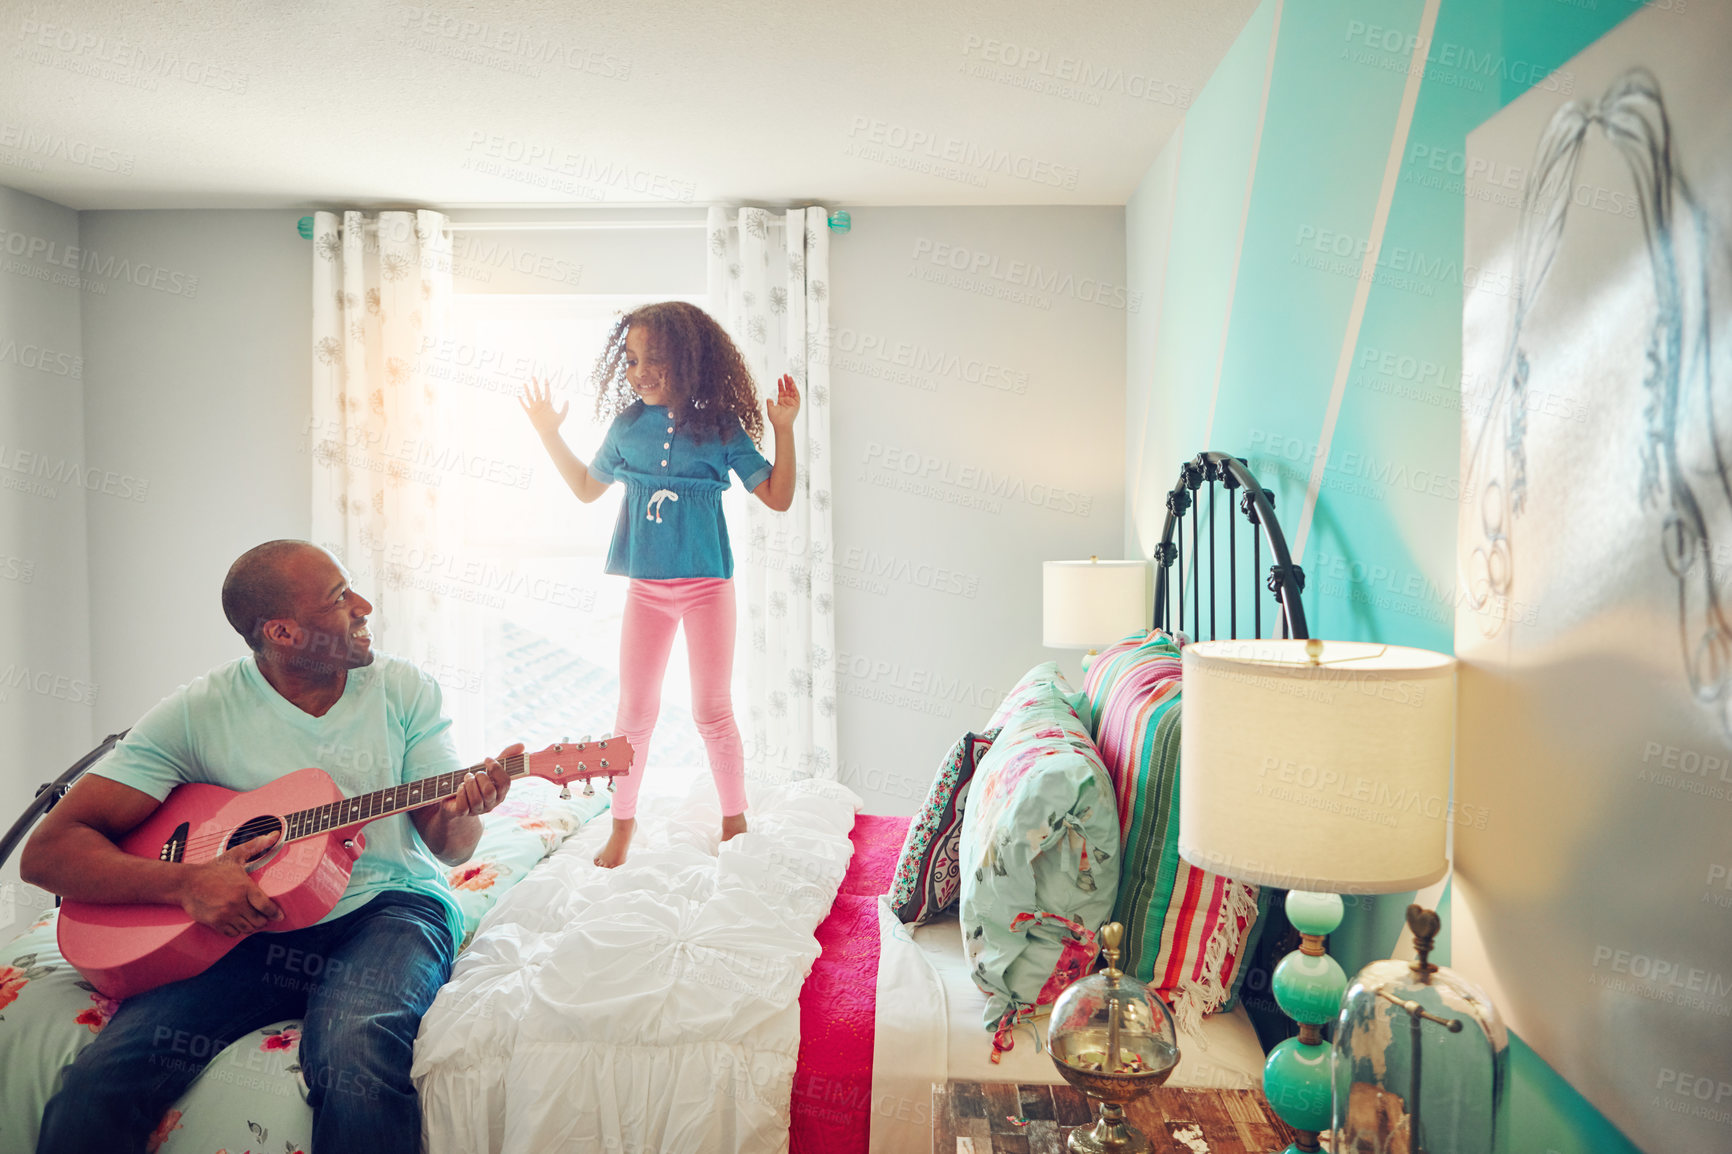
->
[90, 655, 466, 943]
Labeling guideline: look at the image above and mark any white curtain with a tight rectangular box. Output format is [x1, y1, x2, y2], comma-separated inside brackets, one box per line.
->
[309, 210, 471, 733]
[706, 206, 838, 785]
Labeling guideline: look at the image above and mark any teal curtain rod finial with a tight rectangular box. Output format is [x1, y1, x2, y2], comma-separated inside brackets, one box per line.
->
[297, 216, 314, 240]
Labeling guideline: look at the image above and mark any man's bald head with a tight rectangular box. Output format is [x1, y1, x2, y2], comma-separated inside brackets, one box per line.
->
[221, 540, 320, 651]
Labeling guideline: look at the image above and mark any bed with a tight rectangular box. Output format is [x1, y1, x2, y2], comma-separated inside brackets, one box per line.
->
[0, 450, 1307, 1154]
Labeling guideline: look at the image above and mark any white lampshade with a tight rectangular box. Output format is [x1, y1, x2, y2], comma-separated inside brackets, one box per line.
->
[1043, 559, 1150, 649]
[1179, 638, 1454, 893]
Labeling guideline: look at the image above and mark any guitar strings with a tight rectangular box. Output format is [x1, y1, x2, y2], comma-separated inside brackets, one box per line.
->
[165, 745, 621, 860]
[167, 752, 546, 859]
[166, 753, 626, 860]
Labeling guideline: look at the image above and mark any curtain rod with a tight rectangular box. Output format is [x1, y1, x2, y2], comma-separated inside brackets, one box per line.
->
[313, 218, 800, 233]
[302, 211, 836, 240]
[448, 218, 807, 232]
[448, 220, 710, 232]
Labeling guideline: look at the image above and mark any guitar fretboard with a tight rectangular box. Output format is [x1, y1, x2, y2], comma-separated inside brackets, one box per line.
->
[281, 753, 529, 841]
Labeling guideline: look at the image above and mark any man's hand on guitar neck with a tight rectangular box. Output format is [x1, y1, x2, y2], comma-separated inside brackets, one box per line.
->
[410, 743, 522, 867]
[175, 831, 285, 938]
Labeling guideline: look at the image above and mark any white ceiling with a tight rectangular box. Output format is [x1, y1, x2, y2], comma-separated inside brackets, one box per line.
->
[0, 0, 1259, 212]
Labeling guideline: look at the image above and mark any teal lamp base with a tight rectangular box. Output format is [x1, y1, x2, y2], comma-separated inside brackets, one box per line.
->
[1260, 891, 1347, 1154]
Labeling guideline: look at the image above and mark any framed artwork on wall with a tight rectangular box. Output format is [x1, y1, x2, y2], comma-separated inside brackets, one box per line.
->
[1455, 4, 1732, 1152]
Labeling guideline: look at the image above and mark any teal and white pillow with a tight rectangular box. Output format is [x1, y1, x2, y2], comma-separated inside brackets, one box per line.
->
[959, 663, 1119, 1042]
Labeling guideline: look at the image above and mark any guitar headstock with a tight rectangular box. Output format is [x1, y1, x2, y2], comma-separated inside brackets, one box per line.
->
[521, 736, 635, 791]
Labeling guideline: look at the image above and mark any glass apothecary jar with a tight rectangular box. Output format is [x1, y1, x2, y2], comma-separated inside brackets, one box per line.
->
[1048, 923, 1181, 1154]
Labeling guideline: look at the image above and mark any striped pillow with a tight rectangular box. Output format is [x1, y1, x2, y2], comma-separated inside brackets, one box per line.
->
[1082, 630, 1264, 1035]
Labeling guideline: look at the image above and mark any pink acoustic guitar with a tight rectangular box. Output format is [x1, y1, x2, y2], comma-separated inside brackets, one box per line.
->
[58, 737, 633, 1000]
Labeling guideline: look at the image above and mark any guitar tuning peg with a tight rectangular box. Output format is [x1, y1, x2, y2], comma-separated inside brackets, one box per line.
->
[559, 785, 572, 800]
[582, 779, 594, 797]
[606, 777, 615, 793]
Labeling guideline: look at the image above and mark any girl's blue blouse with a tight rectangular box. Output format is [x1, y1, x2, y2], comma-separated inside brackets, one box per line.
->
[587, 402, 773, 579]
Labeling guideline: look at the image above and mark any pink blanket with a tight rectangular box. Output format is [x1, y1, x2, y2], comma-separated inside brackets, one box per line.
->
[790, 813, 911, 1154]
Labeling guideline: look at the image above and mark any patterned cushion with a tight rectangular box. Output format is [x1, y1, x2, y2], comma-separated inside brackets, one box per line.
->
[0, 907, 314, 1154]
[888, 729, 999, 925]
[0, 782, 605, 1151]
[1082, 630, 1264, 1035]
[959, 663, 1119, 1053]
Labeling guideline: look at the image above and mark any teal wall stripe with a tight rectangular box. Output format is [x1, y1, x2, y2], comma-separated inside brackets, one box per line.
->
[1201, 0, 1286, 446]
[1125, 1, 1659, 1149]
[1144, 0, 1280, 504]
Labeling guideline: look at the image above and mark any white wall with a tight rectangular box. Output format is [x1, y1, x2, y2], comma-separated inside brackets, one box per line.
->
[825, 207, 1127, 813]
[0, 184, 92, 929]
[444, 207, 707, 296]
[1123, 133, 1183, 558]
[78, 211, 311, 730]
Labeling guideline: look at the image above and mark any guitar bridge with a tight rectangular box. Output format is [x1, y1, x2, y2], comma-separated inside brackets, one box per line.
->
[160, 822, 190, 863]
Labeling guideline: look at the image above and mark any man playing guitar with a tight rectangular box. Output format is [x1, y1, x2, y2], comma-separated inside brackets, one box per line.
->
[21, 540, 519, 1154]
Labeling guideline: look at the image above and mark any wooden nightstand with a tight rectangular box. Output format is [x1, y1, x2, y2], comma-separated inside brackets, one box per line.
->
[931, 1081, 1297, 1153]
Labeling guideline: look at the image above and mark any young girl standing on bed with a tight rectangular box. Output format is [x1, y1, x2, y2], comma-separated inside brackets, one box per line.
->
[520, 301, 798, 868]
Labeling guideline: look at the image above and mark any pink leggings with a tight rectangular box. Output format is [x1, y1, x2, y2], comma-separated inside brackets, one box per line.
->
[611, 577, 746, 821]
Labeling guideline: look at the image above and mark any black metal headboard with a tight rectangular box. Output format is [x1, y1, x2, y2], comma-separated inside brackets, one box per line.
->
[1151, 451, 1308, 1052]
[0, 730, 127, 879]
[1152, 451, 1308, 642]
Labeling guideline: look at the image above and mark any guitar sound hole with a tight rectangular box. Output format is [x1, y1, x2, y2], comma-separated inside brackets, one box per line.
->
[225, 815, 285, 860]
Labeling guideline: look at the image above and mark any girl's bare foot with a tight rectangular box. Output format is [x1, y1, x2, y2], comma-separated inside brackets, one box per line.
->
[721, 813, 748, 842]
[594, 818, 635, 868]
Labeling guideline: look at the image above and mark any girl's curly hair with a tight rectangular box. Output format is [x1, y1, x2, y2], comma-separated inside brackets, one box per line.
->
[590, 302, 764, 445]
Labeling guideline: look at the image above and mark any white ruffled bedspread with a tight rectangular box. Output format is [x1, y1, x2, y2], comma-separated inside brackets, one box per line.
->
[413, 776, 860, 1154]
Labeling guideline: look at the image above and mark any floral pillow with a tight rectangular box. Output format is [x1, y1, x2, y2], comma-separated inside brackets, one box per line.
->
[987, 663, 1090, 733]
[958, 663, 1119, 1058]
[888, 728, 998, 925]
[0, 908, 311, 1154]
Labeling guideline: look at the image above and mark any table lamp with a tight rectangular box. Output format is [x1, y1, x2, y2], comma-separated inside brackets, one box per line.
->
[1043, 557, 1151, 667]
[1177, 638, 1454, 1154]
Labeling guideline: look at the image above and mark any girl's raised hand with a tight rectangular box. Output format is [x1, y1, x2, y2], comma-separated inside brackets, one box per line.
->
[765, 374, 801, 431]
[518, 376, 569, 437]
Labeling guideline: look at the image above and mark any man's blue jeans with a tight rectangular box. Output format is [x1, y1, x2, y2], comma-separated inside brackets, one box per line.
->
[38, 889, 456, 1154]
